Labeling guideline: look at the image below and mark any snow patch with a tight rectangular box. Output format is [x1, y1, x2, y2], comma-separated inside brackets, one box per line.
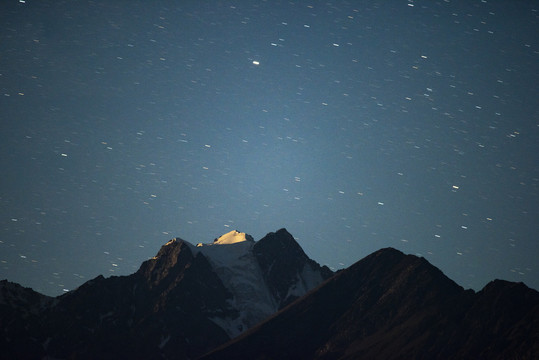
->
[210, 312, 248, 337]
[213, 230, 254, 245]
[285, 263, 324, 301]
[301, 262, 325, 289]
[194, 236, 277, 338]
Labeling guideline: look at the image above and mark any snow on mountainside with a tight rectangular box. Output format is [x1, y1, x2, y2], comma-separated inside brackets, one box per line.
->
[192, 231, 276, 336]
[253, 229, 334, 308]
[185, 229, 331, 337]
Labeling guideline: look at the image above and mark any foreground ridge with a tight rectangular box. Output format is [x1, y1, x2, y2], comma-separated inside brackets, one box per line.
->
[201, 248, 539, 360]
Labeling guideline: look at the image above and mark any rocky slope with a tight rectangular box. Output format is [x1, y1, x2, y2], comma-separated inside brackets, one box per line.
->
[201, 247, 539, 360]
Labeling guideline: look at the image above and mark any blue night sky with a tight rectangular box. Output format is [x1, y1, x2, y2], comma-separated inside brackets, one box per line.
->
[1, 0, 538, 296]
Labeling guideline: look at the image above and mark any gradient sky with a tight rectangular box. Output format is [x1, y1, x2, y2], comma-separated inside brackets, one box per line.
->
[1, 0, 538, 296]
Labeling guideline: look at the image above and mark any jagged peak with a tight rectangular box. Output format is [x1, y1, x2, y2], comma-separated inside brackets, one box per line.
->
[479, 279, 539, 297]
[254, 228, 307, 259]
[164, 238, 179, 246]
[136, 238, 196, 279]
[153, 238, 192, 257]
[370, 246, 405, 257]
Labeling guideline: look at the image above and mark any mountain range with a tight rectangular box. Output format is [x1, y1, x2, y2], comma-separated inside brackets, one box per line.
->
[1, 228, 538, 359]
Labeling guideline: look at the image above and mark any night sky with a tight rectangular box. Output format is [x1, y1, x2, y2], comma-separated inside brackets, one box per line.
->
[1, 0, 538, 296]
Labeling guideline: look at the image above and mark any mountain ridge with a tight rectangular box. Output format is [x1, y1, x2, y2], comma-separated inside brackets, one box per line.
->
[201, 247, 539, 360]
[0, 228, 333, 359]
[1, 230, 538, 359]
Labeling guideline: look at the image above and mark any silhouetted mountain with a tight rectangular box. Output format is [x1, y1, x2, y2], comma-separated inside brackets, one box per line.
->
[201, 247, 539, 360]
[2, 232, 538, 359]
[254, 228, 334, 309]
[0, 229, 332, 359]
[0, 280, 54, 359]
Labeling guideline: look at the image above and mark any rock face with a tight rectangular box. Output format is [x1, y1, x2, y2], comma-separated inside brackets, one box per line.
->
[191, 229, 334, 337]
[201, 248, 539, 360]
[0, 228, 332, 359]
[3, 240, 233, 360]
[254, 228, 335, 310]
[0, 280, 55, 359]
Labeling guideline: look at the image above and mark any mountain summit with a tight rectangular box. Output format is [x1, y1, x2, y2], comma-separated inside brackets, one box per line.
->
[188, 228, 331, 337]
[211, 230, 254, 245]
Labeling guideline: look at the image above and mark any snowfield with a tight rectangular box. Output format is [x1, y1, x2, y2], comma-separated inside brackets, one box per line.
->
[193, 231, 276, 337]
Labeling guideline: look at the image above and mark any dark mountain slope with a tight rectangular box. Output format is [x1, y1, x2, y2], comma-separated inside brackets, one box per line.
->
[43, 239, 231, 360]
[254, 228, 334, 308]
[2, 236, 537, 360]
[0, 280, 54, 359]
[450, 279, 539, 359]
[201, 248, 539, 360]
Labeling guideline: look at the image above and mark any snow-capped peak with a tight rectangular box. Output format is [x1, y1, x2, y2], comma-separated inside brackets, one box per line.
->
[191, 230, 275, 337]
[213, 230, 254, 245]
[187, 229, 331, 338]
